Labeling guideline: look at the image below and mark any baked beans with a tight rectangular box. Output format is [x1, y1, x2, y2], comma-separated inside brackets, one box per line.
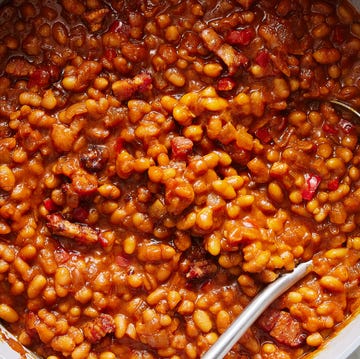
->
[0, 0, 360, 358]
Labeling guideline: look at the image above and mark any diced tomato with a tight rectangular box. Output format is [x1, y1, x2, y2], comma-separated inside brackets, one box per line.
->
[255, 50, 270, 68]
[217, 77, 236, 91]
[322, 123, 338, 134]
[327, 178, 339, 191]
[339, 118, 355, 134]
[301, 173, 321, 201]
[255, 127, 272, 144]
[72, 207, 89, 222]
[226, 28, 255, 46]
[171, 136, 193, 160]
[43, 198, 58, 212]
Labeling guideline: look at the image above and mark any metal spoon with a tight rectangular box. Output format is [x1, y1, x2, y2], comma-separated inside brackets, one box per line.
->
[202, 99, 360, 359]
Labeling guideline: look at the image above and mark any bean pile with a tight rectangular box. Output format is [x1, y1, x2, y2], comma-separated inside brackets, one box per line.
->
[0, 0, 360, 358]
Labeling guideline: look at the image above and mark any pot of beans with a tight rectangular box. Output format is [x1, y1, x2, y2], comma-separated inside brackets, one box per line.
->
[0, 0, 360, 358]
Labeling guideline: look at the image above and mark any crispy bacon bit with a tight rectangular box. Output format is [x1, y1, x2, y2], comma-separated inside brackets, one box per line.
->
[171, 136, 193, 160]
[83, 314, 115, 343]
[201, 28, 249, 74]
[217, 77, 236, 91]
[258, 309, 307, 347]
[255, 50, 270, 68]
[226, 28, 255, 46]
[301, 173, 321, 201]
[46, 213, 99, 243]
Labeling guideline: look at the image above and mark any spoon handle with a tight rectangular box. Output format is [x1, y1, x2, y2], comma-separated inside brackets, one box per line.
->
[201, 260, 313, 359]
[330, 99, 360, 119]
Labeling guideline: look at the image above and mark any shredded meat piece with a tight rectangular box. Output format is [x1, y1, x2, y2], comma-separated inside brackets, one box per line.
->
[46, 213, 99, 243]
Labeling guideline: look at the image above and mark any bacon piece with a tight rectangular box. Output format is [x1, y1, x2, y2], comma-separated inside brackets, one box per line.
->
[182, 246, 217, 282]
[80, 145, 109, 172]
[201, 28, 248, 74]
[46, 213, 99, 244]
[83, 314, 115, 343]
[171, 136, 193, 160]
[258, 309, 307, 347]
